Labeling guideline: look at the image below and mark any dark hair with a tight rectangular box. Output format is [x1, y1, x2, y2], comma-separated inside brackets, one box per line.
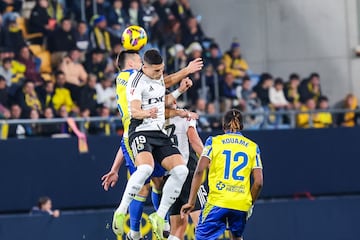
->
[60, 17, 71, 24]
[55, 70, 65, 77]
[309, 72, 320, 79]
[38, 196, 50, 209]
[143, 49, 163, 65]
[289, 73, 300, 81]
[274, 77, 284, 86]
[223, 109, 244, 132]
[116, 50, 139, 70]
[2, 57, 12, 64]
[318, 95, 328, 103]
[242, 75, 251, 81]
[0, 75, 5, 81]
[259, 72, 273, 83]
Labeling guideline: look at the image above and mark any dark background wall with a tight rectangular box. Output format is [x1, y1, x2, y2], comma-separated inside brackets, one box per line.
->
[1, 128, 360, 239]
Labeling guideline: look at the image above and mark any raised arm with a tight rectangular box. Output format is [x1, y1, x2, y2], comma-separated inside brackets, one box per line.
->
[165, 77, 193, 106]
[164, 58, 204, 88]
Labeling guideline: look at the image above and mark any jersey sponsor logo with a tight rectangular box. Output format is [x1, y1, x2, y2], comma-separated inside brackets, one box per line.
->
[148, 95, 164, 104]
[216, 181, 226, 190]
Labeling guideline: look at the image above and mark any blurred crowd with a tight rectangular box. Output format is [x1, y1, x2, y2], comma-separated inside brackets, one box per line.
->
[0, 0, 359, 138]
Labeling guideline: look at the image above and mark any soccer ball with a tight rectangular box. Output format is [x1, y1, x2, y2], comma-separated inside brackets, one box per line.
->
[121, 25, 148, 51]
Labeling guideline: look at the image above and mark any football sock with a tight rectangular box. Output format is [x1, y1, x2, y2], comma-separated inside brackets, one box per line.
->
[117, 164, 153, 214]
[157, 165, 188, 219]
[129, 195, 146, 233]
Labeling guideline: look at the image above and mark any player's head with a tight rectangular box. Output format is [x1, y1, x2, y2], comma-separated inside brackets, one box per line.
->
[116, 50, 142, 71]
[38, 196, 52, 211]
[142, 49, 164, 80]
[223, 109, 244, 132]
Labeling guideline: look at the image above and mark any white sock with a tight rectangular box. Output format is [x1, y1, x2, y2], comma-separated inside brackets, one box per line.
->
[157, 165, 188, 218]
[130, 230, 141, 240]
[116, 164, 153, 213]
[168, 235, 180, 240]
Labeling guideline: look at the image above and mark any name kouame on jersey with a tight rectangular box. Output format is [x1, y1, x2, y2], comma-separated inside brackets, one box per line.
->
[115, 69, 137, 137]
[201, 132, 263, 212]
[166, 115, 197, 165]
[126, 71, 166, 133]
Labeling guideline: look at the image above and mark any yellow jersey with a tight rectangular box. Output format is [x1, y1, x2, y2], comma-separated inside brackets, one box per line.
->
[201, 132, 262, 212]
[116, 69, 137, 137]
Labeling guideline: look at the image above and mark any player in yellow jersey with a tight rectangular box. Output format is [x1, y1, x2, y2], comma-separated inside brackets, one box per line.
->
[181, 109, 263, 240]
[101, 50, 203, 240]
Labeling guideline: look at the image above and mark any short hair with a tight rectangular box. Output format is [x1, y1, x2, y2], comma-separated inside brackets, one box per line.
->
[143, 49, 163, 65]
[223, 109, 244, 132]
[116, 50, 139, 70]
[60, 17, 71, 24]
[289, 73, 300, 81]
[37, 196, 50, 209]
[274, 77, 284, 86]
[55, 70, 65, 77]
[318, 95, 328, 103]
[309, 72, 320, 79]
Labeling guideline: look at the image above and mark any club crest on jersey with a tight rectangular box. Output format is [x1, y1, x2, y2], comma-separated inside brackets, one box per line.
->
[137, 143, 144, 151]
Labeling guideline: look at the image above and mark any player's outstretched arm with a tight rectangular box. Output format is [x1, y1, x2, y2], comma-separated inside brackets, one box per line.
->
[101, 146, 124, 191]
[164, 58, 204, 88]
[165, 77, 193, 106]
[165, 108, 199, 120]
[187, 126, 204, 156]
[181, 156, 210, 218]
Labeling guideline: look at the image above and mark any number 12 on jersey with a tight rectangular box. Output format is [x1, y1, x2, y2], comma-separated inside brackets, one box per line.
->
[222, 150, 248, 181]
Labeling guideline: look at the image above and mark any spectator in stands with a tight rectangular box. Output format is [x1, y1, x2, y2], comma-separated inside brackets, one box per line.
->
[206, 101, 221, 131]
[26, 109, 43, 136]
[182, 16, 205, 47]
[0, 75, 10, 118]
[128, 0, 144, 27]
[28, 0, 53, 45]
[52, 71, 77, 114]
[205, 43, 223, 75]
[84, 48, 111, 81]
[222, 41, 249, 79]
[269, 78, 289, 109]
[336, 93, 360, 127]
[299, 72, 321, 103]
[1, 16, 26, 55]
[47, 0, 64, 24]
[195, 98, 211, 132]
[153, 0, 173, 25]
[85, 0, 109, 23]
[36, 80, 54, 110]
[106, 0, 129, 38]
[30, 196, 60, 218]
[312, 95, 333, 128]
[15, 80, 43, 118]
[254, 73, 273, 108]
[74, 21, 90, 54]
[41, 106, 61, 136]
[17, 46, 43, 86]
[48, 17, 76, 68]
[296, 98, 316, 128]
[162, 19, 182, 48]
[0, 57, 13, 86]
[95, 73, 117, 112]
[59, 48, 88, 87]
[0, 0, 22, 25]
[89, 15, 112, 52]
[220, 72, 237, 112]
[78, 74, 98, 116]
[167, 43, 186, 73]
[8, 103, 26, 137]
[140, 0, 159, 39]
[284, 73, 301, 109]
[236, 76, 257, 105]
[88, 106, 113, 135]
[170, 0, 193, 23]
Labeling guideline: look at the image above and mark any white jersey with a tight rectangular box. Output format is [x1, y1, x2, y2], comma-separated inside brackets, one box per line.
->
[166, 115, 197, 164]
[127, 70, 166, 133]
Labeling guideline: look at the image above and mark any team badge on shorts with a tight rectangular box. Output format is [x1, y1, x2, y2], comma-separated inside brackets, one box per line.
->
[137, 143, 144, 151]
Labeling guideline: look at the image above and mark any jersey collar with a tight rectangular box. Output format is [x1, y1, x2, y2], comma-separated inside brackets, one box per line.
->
[225, 131, 243, 136]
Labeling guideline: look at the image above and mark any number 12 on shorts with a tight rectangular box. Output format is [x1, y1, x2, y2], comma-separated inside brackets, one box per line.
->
[222, 150, 248, 181]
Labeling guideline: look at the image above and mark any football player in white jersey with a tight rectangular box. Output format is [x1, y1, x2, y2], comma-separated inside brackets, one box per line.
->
[165, 102, 207, 240]
[113, 49, 192, 240]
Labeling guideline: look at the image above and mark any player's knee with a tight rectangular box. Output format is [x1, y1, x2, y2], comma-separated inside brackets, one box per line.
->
[136, 164, 154, 179]
[170, 165, 189, 182]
